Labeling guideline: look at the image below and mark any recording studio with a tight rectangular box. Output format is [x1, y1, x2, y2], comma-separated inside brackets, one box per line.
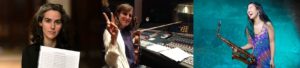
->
[136, 0, 193, 68]
[0, 0, 193, 68]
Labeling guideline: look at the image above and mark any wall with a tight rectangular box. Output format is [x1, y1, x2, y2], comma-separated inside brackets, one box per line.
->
[195, 0, 300, 67]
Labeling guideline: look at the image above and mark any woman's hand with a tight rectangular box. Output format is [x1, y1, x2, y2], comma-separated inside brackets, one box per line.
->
[103, 12, 119, 45]
[133, 30, 141, 64]
[133, 31, 141, 51]
[133, 31, 142, 44]
[270, 59, 274, 68]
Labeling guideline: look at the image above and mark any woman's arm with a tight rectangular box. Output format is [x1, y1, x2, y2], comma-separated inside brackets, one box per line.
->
[266, 22, 275, 66]
[132, 31, 141, 64]
[22, 47, 31, 68]
[103, 12, 120, 67]
[242, 43, 253, 50]
[103, 29, 119, 67]
[241, 28, 253, 50]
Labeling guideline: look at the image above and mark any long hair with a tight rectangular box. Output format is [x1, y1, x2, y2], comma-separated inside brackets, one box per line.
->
[114, 3, 135, 31]
[30, 3, 69, 48]
[246, 2, 271, 38]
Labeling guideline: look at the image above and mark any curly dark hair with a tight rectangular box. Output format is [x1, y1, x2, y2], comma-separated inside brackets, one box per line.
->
[30, 3, 69, 48]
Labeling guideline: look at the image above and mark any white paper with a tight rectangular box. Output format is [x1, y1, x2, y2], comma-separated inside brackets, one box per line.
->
[146, 44, 170, 52]
[159, 48, 192, 62]
[38, 46, 80, 68]
[141, 40, 155, 47]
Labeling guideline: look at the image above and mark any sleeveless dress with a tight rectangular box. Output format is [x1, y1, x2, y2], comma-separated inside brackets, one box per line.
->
[248, 25, 271, 68]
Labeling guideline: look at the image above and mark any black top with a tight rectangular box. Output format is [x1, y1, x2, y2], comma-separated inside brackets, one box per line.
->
[22, 44, 40, 68]
[22, 43, 70, 68]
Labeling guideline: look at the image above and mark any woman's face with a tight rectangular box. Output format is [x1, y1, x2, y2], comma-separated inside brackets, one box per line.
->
[247, 4, 259, 19]
[118, 9, 133, 29]
[39, 10, 62, 40]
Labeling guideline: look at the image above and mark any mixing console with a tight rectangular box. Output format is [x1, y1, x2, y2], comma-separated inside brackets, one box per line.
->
[140, 30, 193, 67]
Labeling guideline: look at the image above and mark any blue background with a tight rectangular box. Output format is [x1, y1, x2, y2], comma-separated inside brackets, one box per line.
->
[194, 0, 300, 68]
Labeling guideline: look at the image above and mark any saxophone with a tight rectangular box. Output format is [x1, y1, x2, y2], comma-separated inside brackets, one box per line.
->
[216, 21, 256, 64]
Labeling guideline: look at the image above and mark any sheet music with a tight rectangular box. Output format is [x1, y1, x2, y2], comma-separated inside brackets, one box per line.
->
[38, 46, 80, 68]
[146, 44, 171, 52]
[160, 48, 192, 62]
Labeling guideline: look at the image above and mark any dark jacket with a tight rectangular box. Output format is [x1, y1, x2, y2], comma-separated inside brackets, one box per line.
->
[22, 43, 70, 68]
[22, 43, 40, 68]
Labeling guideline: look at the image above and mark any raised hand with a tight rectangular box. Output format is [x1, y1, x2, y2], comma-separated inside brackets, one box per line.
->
[103, 12, 119, 45]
